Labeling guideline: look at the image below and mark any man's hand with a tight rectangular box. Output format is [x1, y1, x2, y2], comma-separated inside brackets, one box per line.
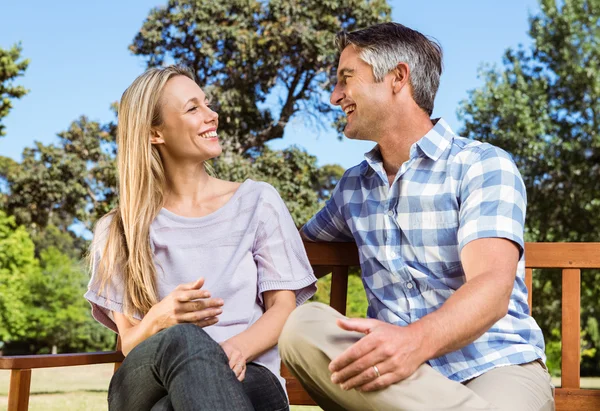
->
[329, 318, 428, 392]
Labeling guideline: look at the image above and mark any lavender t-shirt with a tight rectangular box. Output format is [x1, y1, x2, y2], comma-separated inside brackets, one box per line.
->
[84, 180, 317, 390]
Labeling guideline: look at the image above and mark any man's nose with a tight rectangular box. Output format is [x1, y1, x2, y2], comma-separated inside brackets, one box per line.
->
[330, 83, 344, 106]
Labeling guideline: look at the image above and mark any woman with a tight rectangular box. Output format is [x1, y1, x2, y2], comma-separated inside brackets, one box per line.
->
[85, 65, 317, 411]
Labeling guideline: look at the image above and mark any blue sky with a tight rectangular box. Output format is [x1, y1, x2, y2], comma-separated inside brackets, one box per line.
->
[0, 0, 540, 169]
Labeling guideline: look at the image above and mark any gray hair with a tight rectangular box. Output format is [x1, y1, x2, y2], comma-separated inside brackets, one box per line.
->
[335, 22, 443, 116]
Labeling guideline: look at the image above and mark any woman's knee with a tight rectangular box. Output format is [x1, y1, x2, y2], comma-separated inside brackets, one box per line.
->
[158, 323, 218, 351]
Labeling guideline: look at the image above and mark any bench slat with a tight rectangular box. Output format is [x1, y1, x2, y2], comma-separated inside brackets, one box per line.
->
[561, 269, 581, 389]
[526, 243, 600, 268]
[330, 266, 349, 315]
[526, 268, 533, 310]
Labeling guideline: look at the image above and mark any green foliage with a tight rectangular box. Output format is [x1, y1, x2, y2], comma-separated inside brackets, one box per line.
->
[0, 43, 29, 137]
[458, 0, 600, 375]
[131, 0, 391, 153]
[0, 210, 113, 353]
[0, 210, 39, 341]
[0, 116, 118, 234]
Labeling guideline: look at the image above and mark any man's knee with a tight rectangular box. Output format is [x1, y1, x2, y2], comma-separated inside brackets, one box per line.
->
[279, 302, 331, 357]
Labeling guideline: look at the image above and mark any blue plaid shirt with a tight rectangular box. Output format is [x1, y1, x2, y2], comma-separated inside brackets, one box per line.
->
[302, 118, 546, 382]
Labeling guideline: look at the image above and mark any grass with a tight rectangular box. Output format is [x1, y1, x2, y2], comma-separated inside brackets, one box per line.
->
[0, 364, 322, 410]
[1, 365, 599, 410]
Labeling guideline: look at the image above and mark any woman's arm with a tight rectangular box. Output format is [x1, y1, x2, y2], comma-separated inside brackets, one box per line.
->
[113, 278, 224, 356]
[220, 289, 296, 380]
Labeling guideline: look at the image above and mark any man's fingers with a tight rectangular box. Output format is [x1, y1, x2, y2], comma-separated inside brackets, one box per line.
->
[358, 372, 397, 392]
[330, 349, 386, 385]
[329, 335, 378, 372]
[337, 362, 381, 391]
[336, 318, 378, 334]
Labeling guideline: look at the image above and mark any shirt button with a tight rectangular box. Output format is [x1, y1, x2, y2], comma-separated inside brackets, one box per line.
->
[406, 283, 414, 289]
[387, 210, 394, 217]
[390, 251, 397, 258]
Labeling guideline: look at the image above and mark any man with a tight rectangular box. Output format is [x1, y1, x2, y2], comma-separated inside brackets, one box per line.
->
[279, 22, 554, 411]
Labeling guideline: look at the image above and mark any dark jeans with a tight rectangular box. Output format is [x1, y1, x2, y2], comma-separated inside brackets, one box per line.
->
[108, 324, 289, 411]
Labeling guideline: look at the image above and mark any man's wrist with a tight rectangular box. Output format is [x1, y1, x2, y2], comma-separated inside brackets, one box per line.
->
[407, 318, 438, 362]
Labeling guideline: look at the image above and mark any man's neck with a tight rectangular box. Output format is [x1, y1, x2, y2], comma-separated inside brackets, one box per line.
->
[378, 113, 435, 184]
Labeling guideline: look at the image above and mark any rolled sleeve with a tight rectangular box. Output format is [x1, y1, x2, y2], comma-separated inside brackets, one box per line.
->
[84, 215, 127, 333]
[253, 185, 317, 306]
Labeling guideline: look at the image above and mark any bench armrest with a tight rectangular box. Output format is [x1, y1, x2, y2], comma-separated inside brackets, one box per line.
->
[0, 351, 124, 370]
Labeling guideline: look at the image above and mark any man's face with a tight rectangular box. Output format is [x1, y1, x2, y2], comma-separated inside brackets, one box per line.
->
[330, 46, 392, 142]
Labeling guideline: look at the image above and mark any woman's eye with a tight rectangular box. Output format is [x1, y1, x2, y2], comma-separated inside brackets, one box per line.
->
[187, 106, 198, 113]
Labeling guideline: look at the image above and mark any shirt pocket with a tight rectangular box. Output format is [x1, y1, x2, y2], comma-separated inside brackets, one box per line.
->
[397, 210, 462, 275]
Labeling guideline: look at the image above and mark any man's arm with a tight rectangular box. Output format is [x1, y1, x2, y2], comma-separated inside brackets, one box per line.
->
[301, 171, 354, 243]
[327, 237, 517, 392]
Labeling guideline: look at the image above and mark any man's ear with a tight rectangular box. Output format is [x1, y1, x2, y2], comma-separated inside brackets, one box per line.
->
[392, 62, 410, 94]
[150, 128, 165, 145]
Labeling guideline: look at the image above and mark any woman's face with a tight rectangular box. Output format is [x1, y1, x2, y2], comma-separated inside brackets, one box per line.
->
[152, 75, 221, 162]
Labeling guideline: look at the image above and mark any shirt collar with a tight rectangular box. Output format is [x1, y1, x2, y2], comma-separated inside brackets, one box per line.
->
[414, 117, 454, 161]
[362, 117, 455, 176]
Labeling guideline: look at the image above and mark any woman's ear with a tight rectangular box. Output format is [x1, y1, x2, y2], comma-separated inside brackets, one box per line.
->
[392, 62, 410, 94]
[150, 128, 165, 145]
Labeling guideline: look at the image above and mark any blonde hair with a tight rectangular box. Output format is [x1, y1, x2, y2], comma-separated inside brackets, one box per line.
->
[95, 65, 195, 321]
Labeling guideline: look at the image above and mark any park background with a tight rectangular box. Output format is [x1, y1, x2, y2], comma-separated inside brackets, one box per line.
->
[1, 0, 599, 409]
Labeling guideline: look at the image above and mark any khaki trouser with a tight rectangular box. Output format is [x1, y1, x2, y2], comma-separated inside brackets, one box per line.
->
[279, 303, 555, 411]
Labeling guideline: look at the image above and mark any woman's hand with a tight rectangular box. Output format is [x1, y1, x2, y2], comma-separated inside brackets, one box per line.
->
[220, 339, 248, 381]
[148, 277, 224, 333]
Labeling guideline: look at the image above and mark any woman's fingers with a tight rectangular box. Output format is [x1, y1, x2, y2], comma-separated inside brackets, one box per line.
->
[178, 307, 223, 323]
[176, 289, 212, 302]
[176, 277, 205, 291]
[237, 363, 246, 381]
[194, 316, 219, 328]
[180, 297, 224, 312]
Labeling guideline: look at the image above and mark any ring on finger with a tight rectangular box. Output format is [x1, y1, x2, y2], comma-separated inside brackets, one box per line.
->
[372, 365, 381, 378]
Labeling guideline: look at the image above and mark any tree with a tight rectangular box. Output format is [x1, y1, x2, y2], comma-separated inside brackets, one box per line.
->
[0, 43, 29, 137]
[0, 115, 118, 236]
[130, 0, 391, 154]
[0, 210, 39, 343]
[458, 0, 600, 375]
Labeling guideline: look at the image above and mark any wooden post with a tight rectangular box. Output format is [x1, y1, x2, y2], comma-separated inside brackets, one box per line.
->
[525, 268, 533, 310]
[561, 268, 581, 389]
[330, 267, 349, 315]
[8, 369, 31, 411]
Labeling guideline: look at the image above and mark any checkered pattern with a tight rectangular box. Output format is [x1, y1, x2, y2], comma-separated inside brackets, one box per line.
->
[302, 118, 546, 382]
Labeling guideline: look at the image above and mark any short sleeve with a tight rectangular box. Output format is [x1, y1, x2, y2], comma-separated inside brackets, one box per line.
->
[83, 214, 127, 333]
[301, 172, 353, 242]
[253, 184, 317, 306]
[457, 146, 527, 257]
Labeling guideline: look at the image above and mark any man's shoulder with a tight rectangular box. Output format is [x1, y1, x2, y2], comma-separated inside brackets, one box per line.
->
[337, 161, 368, 189]
[450, 137, 516, 165]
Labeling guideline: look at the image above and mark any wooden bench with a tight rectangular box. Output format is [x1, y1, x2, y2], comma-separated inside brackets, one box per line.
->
[2, 242, 600, 410]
